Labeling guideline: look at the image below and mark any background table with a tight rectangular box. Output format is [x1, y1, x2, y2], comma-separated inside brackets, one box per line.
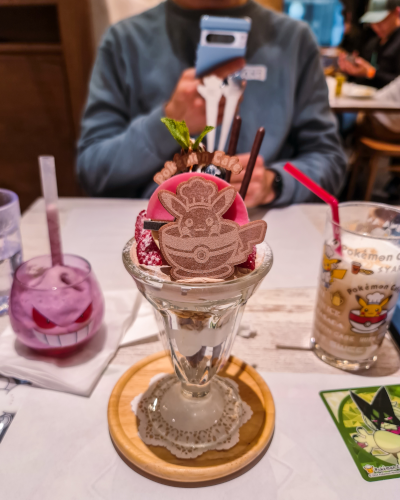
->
[330, 97, 400, 113]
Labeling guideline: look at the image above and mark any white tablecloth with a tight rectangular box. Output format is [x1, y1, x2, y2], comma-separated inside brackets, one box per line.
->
[1, 368, 399, 499]
[1, 199, 397, 498]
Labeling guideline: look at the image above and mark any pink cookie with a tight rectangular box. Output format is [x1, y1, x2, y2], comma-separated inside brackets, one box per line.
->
[147, 172, 249, 225]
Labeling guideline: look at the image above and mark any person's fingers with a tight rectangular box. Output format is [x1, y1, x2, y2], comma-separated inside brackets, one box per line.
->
[236, 153, 251, 164]
[209, 58, 246, 80]
[243, 189, 261, 208]
[183, 80, 202, 98]
[193, 96, 204, 109]
[182, 67, 197, 80]
[230, 181, 260, 206]
[231, 161, 265, 182]
[237, 82, 246, 108]
[236, 154, 264, 166]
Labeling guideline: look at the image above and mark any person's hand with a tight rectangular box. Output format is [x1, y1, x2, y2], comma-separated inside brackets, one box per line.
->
[230, 154, 276, 208]
[164, 58, 245, 135]
[338, 52, 375, 78]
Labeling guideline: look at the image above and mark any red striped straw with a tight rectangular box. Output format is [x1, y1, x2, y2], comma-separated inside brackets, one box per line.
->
[283, 163, 342, 255]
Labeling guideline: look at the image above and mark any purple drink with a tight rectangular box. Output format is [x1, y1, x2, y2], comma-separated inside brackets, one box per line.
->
[9, 254, 104, 354]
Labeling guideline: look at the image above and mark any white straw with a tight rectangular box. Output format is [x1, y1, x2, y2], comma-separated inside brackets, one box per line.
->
[39, 156, 63, 266]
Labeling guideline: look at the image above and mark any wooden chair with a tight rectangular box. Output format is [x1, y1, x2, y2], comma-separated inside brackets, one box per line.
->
[347, 137, 400, 201]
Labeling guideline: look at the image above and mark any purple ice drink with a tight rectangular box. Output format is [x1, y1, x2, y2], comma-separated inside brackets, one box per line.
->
[9, 254, 104, 354]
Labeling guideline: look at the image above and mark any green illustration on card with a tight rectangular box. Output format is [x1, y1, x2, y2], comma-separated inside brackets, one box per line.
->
[321, 385, 400, 482]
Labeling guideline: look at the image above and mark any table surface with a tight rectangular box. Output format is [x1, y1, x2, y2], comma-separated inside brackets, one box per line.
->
[2, 198, 399, 378]
[330, 96, 400, 113]
[326, 77, 400, 113]
[2, 198, 400, 499]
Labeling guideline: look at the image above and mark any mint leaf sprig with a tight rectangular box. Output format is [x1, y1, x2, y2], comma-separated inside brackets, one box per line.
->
[161, 118, 214, 152]
[193, 126, 214, 151]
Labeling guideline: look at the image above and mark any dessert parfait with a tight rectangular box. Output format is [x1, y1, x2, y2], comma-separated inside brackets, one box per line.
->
[123, 118, 273, 457]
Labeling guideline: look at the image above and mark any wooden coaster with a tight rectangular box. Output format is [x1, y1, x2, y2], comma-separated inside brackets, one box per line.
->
[108, 352, 275, 488]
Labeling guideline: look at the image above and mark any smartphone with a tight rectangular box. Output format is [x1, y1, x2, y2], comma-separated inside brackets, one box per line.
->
[195, 15, 251, 77]
[346, 54, 357, 65]
[389, 295, 400, 354]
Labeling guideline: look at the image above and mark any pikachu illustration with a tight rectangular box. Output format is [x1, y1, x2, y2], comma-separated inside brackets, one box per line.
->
[349, 292, 392, 333]
[321, 244, 347, 289]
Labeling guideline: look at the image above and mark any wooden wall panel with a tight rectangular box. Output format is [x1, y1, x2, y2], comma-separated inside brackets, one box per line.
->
[0, 52, 79, 211]
[256, 0, 283, 12]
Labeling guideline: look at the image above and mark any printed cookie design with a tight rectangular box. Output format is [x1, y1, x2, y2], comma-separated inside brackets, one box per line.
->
[158, 177, 267, 280]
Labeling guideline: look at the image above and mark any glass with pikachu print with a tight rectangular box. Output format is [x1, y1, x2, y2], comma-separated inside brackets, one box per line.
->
[320, 385, 400, 482]
[312, 202, 400, 371]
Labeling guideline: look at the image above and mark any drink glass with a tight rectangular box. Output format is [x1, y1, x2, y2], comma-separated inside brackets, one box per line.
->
[0, 189, 22, 316]
[9, 254, 104, 354]
[123, 238, 272, 453]
[312, 202, 400, 371]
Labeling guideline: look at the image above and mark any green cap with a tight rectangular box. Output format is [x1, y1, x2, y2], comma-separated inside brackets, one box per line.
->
[360, 0, 398, 23]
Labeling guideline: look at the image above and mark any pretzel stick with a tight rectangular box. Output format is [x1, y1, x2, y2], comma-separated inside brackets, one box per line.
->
[239, 127, 265, 200]
[225, 115, 242, 183]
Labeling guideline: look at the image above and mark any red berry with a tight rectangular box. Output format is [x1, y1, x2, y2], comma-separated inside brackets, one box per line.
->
[135, 210, 147, 241]
[136, 230, 165, 266]
[238, 246, 256, 270]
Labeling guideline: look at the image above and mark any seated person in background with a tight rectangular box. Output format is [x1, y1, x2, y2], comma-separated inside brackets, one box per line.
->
[338, 0, 400, 89]
[77, 0, 346, 208]
[340, 0, 374, 54]
[357, 75, 400, 141]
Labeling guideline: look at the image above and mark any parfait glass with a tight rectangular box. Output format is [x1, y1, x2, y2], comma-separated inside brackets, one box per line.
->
[123, 238, 273, 455]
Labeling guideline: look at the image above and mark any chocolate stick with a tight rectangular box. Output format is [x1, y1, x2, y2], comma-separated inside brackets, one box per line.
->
[239, 127, 265, 200]
[225, 116, 242, 183]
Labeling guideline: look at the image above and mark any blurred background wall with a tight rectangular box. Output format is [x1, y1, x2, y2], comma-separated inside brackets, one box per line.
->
[1, 0, 340, 212]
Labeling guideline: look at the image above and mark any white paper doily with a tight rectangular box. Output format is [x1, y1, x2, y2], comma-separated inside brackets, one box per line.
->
[131, 374, 252, 459]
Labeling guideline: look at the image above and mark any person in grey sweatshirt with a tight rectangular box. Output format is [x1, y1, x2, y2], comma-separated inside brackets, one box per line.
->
[77, 0, 346, 208]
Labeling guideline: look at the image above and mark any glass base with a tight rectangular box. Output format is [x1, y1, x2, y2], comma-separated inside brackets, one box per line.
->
[135, 374, 252, 458]
[312, 339, 377, 371]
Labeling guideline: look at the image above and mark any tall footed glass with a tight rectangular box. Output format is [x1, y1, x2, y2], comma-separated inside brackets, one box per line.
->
[123, 238, 272, 455]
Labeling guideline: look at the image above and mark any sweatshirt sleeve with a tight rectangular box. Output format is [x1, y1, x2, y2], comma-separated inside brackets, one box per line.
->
[369, 64, 400, 89]
[268, 28, 347, 206]
[77, 29, 178, 197]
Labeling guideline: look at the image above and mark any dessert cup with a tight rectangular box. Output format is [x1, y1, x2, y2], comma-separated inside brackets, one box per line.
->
[123, 237, 272, 455]
[9, 254, 104, 354]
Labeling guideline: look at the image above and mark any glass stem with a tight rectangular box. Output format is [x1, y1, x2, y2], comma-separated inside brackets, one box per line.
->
[181, 381, 210, 399]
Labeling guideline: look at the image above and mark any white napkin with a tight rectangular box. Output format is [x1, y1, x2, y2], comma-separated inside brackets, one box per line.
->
[0, 291, 129, 396]
[1, 369, 399, 499]
[0, 289, 160, 396]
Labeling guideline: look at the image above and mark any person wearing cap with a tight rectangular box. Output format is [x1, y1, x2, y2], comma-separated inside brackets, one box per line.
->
[338, 0, 400, 88]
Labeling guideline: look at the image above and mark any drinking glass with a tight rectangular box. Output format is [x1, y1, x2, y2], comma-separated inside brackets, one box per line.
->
[9, 254, 104, 354]
[123, 237, 272, 453]
[0, 189, 22, 316]
[312, 202, 400, 371]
